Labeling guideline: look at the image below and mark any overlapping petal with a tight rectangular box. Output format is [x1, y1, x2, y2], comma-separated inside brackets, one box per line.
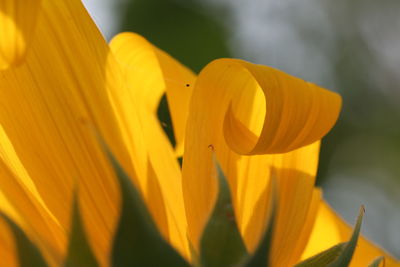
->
[0, 218, 17, 267]
[0, 126, 63, 266]
[289, 188, 322, 263]
[181, 58, 342, 266]
[0, 0, 42, 69]
[0, 191, 19, 267]
[109, 32, 196, 259]
[0, 1, 394, 266]
[303, 201, 400, 266]
[0, 0, 143, 265]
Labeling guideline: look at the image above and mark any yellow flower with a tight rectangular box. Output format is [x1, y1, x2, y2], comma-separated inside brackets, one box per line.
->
[0, 0, 397, 267]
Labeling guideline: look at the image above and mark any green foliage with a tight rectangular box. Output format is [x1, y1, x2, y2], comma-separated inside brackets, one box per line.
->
[0, 149, 383, 267]
[157, 94, 176, 148]
[198, 157, 278, 267]
[64, 192, 99, 267]
[199, 161, 248, 267]
[0, 214, 48, 267]
[328, 207, 365, 267]
[296, 206, 366, 267]
[120, 0, 231, 73]
[294, 243, 346, 267]
[368, 256, 385, 267]
[106, 149, 191, 267]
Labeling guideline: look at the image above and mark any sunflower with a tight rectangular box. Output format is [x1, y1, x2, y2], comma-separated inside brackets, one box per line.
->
[0, 1, 397, 266]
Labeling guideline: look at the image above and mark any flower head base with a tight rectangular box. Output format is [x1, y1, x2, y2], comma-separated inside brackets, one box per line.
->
[0, 0, 398, 267]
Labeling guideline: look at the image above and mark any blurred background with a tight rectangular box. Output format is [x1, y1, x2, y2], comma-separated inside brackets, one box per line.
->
[83, 0, 400, 258]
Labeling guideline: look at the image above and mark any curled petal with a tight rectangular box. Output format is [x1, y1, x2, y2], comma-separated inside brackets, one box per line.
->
[218, 59, 342, 155]
[182, 58, 341, 259]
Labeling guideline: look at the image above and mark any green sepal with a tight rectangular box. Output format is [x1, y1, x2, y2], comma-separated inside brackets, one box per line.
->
[106, 149, 190, 267]
[189, 239, 201, 267]
[241, 177, 277, 267]
[328, 206, 365, 267]
[368, 256, 385, 267]
[199, 160, 248, 267]
[294, 243, 346, 267]
[0, 213, 48, 267]
[64, 192, 99, 267]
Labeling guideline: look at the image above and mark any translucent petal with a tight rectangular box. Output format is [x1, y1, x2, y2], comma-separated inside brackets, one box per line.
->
[0, 1, 141, 265]
[0, 0, 42, 69]
[110, 32, 195, 157]
[109, 32, 196, 259]
[181, 58, 341, 267]
[0, 216, 18, 267]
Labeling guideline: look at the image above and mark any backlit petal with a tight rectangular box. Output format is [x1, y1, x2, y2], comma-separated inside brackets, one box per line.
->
[110, 32, 195, 157]
[109, 32, 196, 258]
[302, 201, 400, 266]
[0, 0, 142, 265]
[0, 0, 42, 69]
[181, 58, 342, 265]
[0, 217, 18, 267]
[288, 188, 322, 263]
[239, 142, 322, 266]
[0, 126, 63, 266]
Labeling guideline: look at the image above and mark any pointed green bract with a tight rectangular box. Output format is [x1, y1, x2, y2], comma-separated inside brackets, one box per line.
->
[241, 176, 277, 267]
[0, 214, 48, 267]
[328, 206, 365, 267]
[294, 243, 347, 267]
[199, 160, 248, 267]
[64, 192, 99, 267]
[105, 149, 190, 267]
[189, 239, 201, 267]
[368, 256, 385, 267]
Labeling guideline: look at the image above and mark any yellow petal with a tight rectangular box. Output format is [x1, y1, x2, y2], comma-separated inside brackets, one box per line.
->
[302, 201, 400, 267]
[110, 32, 195, 157]
[155, 43, 196, 156]
[288, 188, 322, 263]
[0, 1, 142, 265]
[0, 181, 56, 267]
[109, 32, 195, 259]
[181, 58, 342, 260]
[0, 216, 18, 267]
[0, 126, 63, 266]
[0, 0, 42, 69]
[261, 142, 321, 266]
[236, 140, 322, 267]
[0, 189, 22, 267]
